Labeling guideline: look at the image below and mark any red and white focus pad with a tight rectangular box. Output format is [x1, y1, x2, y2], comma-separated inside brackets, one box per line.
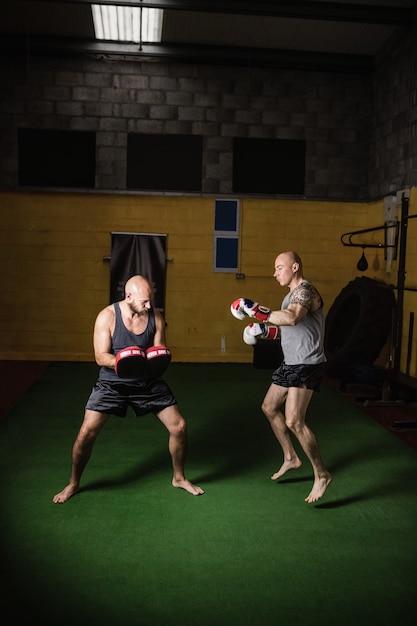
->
[145, 346, 172, 379]
[115, 346, 146, 379]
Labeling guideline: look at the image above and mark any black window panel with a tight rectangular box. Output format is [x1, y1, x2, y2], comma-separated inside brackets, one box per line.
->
[214, 199, 239, 232]
[233, 138, 306, 195]
[215, 236, 239, 271]
[127, 134, 203, 192]
[18, 128, 96, 188]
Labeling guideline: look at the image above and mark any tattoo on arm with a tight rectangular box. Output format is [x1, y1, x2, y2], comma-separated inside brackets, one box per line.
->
[289, 283, 317, 310]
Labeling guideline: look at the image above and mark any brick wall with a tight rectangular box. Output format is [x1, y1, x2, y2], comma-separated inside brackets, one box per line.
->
[1, 22, 417, 199]
[369, 25, 417, 198]
[1, 53, 371, 200]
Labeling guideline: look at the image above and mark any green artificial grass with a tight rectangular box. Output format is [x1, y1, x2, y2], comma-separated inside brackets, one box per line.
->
[1, 362, 416, 626]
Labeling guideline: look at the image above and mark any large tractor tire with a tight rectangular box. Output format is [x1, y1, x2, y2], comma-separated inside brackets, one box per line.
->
[324, 277, 396, 376]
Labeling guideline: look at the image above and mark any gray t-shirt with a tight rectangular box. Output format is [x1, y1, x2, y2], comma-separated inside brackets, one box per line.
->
[279, 280, 327, 365]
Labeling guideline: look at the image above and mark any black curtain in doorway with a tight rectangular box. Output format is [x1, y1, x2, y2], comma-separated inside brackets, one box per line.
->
[110, 232, 167, 312]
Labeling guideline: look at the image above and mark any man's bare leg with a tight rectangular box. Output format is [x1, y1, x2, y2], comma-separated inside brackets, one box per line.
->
[284, 388, 332, 503]
[158, 405, 204, 496]
[268, 403, 303, 480]
[289, 422, 332, 503]
[262, 384, 303, 481]
[53, 410, 108, 504]
[264, 385, 331, 502]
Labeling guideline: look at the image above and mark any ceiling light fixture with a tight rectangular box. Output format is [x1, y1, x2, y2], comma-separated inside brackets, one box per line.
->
[91, 4, 163, 43]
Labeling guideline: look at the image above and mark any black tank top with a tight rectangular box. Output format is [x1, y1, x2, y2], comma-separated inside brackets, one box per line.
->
[99, 302, 156, 382]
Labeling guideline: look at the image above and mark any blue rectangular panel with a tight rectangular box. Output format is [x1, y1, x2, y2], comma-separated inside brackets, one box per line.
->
[215, 236, 239, 271]
[214, 199, 239, 232]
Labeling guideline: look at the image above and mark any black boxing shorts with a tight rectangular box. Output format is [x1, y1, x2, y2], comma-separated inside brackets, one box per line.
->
[85, 378, 177, 417]
[271, 362, 325, 392]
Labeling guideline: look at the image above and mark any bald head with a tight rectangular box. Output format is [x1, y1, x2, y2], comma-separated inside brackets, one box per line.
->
[274, 251, 304, 288]
[277, 251, 303, 273]
[124, 275, 154, 315]
[125, 275, 153, 298]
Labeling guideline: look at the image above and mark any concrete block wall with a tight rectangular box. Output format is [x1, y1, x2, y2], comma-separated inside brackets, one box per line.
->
[369, 24, 417, 198]
[0, 53, 371, 200]
[1, 20, 417, 201]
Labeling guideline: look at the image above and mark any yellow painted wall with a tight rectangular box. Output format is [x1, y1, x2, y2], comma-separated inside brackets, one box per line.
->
[0, 190, 416, 377]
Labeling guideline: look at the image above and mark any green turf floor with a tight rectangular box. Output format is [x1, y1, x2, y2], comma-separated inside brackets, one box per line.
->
[1, 362, 416, 625]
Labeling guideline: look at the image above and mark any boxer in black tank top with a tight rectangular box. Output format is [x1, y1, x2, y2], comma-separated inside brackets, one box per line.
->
[53, 275, 204, 504]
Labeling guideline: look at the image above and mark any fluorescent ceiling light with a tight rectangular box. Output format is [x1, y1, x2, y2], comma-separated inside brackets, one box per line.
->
[92, 4, 163, 43]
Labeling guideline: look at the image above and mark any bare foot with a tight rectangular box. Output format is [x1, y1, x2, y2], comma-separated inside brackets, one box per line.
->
[271, 457, 302, 481]
[305, 472, 332, 503]
[53, 484, 80, 504]
[172, 478, 204, 495]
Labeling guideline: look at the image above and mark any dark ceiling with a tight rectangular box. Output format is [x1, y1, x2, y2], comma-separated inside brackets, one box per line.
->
[1, 0, 416, 73]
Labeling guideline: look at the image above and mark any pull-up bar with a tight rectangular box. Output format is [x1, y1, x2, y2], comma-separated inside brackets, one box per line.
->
[341, 221, 399, 260]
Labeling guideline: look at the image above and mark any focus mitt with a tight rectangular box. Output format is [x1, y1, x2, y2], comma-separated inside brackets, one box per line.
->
[115, 346, 147, 379]
[146, 346, 172, 379]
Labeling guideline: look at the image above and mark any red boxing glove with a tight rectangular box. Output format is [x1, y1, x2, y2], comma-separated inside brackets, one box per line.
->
[115, 346, 147, 379]
[243, 323, 279, 346]
[146, 346, 172, 379]
[230, 298, 271, 322]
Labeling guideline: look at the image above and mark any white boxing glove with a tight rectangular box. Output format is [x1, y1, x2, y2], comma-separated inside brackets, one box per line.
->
[231, 298, 271, 322]
[243, 323, 280, 345]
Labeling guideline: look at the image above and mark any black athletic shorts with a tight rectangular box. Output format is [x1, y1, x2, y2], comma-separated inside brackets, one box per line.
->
[85, 379, 177, 417]
[271, 362, 325, 392]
